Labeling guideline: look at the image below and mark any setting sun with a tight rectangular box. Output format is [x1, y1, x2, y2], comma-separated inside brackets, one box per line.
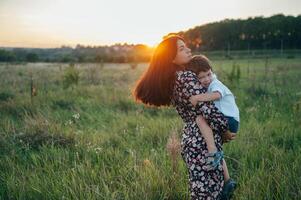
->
[0, 0, 300, 48]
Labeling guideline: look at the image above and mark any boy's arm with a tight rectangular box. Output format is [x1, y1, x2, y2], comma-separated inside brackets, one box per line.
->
[190, 91, 221, 106]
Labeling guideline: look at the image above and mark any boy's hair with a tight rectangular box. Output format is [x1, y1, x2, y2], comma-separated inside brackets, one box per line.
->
[185, 55, 212, 74]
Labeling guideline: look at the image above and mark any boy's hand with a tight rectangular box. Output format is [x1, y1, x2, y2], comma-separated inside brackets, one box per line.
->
[222, 131, 236, 143]
[189, 94, 204, 106]
[189, 95, 198, 106]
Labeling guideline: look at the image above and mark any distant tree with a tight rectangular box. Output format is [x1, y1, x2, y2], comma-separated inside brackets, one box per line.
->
[61, 54, 75, 63]
[0, 50, 16, 62]
[26, 53, 39, 62]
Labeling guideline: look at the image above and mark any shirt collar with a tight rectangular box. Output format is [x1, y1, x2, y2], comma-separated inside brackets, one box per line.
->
[211, 73, 217, 80]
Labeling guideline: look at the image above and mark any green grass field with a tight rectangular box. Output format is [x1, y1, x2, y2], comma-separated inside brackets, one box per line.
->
[0, 58, 301, 199]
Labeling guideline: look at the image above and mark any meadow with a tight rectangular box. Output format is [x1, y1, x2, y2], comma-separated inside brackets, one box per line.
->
[0, 57, 301, 199]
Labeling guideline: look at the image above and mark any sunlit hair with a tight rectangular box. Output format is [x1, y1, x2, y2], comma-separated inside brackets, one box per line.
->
[185, 55, 212, 74]
[133, 35, 185, 106]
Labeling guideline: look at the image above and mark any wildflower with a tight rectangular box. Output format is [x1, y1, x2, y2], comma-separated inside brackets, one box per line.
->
[64, 119, 73, 126]
[72, 113, 80, 120]
[94, 147, 102, 154]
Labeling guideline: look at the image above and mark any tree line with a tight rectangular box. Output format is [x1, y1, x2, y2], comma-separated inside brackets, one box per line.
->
[175, 14, 301, 51]
[0, 14, 300, 63]
[0, 44, 153, 63]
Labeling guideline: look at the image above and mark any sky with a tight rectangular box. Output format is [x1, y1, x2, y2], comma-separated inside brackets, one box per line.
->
[0, 0, 300, 48]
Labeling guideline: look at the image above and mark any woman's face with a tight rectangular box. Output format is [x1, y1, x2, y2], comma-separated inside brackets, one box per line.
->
[172, 39, 192, 66]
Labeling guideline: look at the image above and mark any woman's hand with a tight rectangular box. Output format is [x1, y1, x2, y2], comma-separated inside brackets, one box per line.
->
[222, 131, 236, 143]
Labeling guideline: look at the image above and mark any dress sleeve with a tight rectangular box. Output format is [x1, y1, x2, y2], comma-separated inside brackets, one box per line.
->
[178, 70, 228, 133]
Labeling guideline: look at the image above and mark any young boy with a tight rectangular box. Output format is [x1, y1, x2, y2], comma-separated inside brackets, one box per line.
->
[188, 55, 240, 143]
[186, 55, 239, 197]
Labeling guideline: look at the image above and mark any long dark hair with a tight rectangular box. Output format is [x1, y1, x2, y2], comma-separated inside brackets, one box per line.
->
[133, 35, 185, 106]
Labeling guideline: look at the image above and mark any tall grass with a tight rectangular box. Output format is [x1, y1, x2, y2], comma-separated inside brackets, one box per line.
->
[0, 59, 300, 199]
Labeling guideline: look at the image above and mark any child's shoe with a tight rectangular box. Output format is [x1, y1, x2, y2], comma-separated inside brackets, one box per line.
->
[204, 151, 224, 171]
[221, 178, 237, 200]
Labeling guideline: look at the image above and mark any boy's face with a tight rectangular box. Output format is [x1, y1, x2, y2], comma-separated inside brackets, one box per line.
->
[198, 69, 213, 88]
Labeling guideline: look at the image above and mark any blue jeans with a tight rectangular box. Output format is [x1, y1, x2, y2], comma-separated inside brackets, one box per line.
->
[225, 116, 239, 133]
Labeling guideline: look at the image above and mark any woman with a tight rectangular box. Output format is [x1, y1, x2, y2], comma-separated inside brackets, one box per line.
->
[133, 35, 234, 199]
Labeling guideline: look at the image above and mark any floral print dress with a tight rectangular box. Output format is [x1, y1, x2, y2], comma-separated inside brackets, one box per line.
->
[171, 70, 228, 200]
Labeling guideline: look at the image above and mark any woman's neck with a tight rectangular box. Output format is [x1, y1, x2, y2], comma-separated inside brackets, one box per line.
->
[177, 65, 186, 70]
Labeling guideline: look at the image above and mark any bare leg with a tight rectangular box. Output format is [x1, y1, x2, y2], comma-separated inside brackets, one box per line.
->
[196, 115, 217, 153]
[221, 159, 237, 199]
